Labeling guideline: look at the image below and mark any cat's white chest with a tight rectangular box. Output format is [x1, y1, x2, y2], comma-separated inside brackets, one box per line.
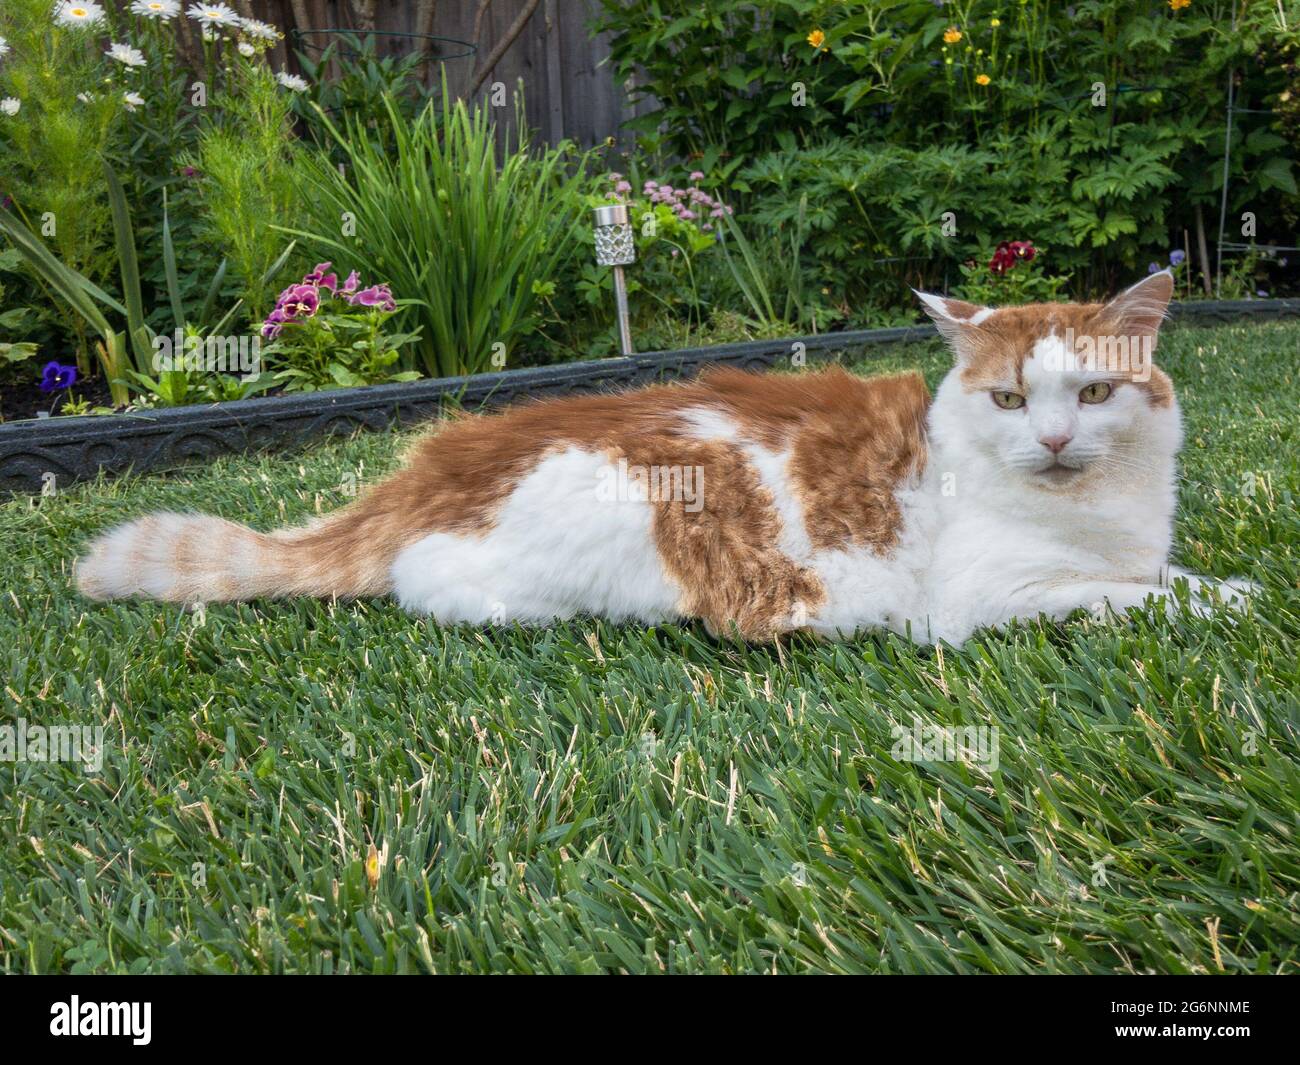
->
[806, 461, 1176, 644]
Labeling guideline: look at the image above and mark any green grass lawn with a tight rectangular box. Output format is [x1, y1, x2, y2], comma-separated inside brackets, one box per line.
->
[1, 321, 1297, 974]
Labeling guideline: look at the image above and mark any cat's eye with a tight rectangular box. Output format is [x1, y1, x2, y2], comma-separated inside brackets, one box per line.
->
[991, 391, 1025, 410]
[1079, 382, 1113, 404]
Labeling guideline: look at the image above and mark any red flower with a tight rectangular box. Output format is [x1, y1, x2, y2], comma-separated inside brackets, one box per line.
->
[988, 239, 1036, 275]
[989, 242, 1015, 275]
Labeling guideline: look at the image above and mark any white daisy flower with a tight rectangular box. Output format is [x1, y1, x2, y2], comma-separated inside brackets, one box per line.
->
[129, 0, 180, 17]
[1, 98, 20, 116]
[237, 41, 254, 57]
[0, 36, 10, 60]
[106, 43, 147, 68]
[239, 18, 281, 42]
[275, 71, 308, 93]
[123, 91, 145, 111]
[54, 2, 107, 28]
[77, 92, 95, 103]
[185, 3, 240, 29]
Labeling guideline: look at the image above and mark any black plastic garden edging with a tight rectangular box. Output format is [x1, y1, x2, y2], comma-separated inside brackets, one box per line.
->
[2, 299, 1297, 495]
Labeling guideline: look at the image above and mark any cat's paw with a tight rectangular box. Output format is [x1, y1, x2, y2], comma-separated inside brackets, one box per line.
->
[1221, 576, 1259, 599]
[1168, 574, 1255, 619]
[1166, 567, 1257, 611]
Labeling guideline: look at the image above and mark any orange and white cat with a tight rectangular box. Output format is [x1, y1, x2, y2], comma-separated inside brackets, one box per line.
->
[75, 270, 1252, 643]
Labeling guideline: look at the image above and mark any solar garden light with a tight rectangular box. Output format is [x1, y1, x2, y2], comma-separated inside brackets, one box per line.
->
[592, 204, 636, 355]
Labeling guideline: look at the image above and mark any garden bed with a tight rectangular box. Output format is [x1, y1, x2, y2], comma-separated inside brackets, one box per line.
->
[3, 298, 1297, 495]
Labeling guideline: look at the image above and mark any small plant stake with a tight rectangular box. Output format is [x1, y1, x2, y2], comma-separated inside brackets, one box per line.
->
[593, 204, 636, 355]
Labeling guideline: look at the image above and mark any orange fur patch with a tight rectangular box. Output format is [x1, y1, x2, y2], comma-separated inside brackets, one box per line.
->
[786, 370, 929, 552]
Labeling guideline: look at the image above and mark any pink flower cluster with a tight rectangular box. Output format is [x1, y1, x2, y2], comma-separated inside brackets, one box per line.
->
[261, 262, 397, 339]
[607, 171, 734, 232]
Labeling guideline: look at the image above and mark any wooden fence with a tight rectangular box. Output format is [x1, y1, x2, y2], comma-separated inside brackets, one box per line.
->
[240, 0, 654, 146]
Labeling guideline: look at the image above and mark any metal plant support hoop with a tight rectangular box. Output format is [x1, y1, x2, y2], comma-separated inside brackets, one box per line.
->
[2, 301, 1297, 495]
[289, 29, 477, 63]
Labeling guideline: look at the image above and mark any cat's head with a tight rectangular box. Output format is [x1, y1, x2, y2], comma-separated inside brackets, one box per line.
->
[916, 271, 1182, 486]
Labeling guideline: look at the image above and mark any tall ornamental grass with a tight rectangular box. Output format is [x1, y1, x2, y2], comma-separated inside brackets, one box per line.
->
[291, 91, 590, 378]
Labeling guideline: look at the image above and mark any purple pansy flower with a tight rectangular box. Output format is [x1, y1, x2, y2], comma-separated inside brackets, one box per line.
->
[1147, 262, 1161, 274]
[340, 270, 360, 296]
[303, 261, 339, 293]
[1169, 249, 1186, 266]
[261, 308, 288, 339]
[39, 361, 77, 392]
[347, 283, 397, 311]
[277, 283, 321, 319]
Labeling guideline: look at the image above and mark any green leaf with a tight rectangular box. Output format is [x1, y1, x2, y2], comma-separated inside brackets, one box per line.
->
[0, 341, 39, 364]
[161, 188, 186, 331]
[1255, 156, 1297, 196]
[103, 161, 152, 374]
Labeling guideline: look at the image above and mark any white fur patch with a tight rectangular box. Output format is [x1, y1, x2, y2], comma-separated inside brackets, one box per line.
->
[678, 406, 738, 442]
[679, 407, 811, 558]
[390, 446, 681, 625]
[915, 291, 954, 319]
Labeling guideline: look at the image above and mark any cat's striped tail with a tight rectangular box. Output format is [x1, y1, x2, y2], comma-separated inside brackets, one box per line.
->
[74, 508, 398, 605]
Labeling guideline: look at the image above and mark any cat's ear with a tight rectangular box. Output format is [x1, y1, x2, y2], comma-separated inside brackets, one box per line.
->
[914, 290, 991, 361]
[1096, 270, 1174, 338]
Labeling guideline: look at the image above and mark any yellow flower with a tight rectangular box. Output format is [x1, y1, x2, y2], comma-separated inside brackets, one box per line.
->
[807, 28, 826, 49]
[976, 74, 992, 86]
[991, 18, 1001, 27]
[944, 27, 963, 44]
[1169, 0, 1190, 8]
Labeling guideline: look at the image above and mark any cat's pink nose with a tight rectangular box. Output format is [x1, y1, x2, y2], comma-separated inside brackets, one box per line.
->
[1039, 433, 1072, 454]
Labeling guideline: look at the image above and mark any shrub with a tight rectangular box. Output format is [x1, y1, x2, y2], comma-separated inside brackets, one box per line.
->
[594, 0, 846, 179]
[596, 0, 1299, 297]
[740, 139, 1014, 308]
